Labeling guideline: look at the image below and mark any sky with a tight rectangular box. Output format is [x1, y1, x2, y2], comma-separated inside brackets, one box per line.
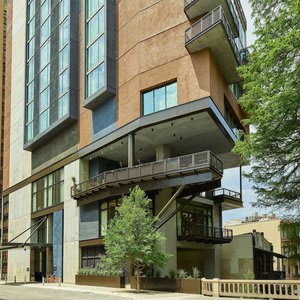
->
[222, 1, 271, 222]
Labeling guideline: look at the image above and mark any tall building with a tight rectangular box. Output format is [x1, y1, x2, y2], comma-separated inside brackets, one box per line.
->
[2, 0, 248, 282]
[0, 0, 7, 280]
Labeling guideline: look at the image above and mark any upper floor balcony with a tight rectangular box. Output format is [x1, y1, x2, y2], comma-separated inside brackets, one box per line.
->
[212, 188, 243, 210]
[177, 223, 233, 244]
[71, 151, 223, 200]
[184, 0, 239, 37]
[185, 5, 244, 84]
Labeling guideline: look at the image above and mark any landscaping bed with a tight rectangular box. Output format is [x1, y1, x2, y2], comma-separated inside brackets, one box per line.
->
[75, 275, 125, 288]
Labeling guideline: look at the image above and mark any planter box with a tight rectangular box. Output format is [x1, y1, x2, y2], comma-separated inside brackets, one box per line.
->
[177, 278, 201, 294]
[75, 275, 125, 288]
[130, 277, 177, 292]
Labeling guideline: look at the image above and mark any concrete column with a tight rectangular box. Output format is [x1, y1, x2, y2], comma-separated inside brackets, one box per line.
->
[128, 133, 135, 167]
[156, 144, 171, 161]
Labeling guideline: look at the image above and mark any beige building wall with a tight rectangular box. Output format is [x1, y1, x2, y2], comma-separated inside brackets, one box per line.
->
[9, 0, 31, 187]
[227, 220, 282, 256]
[7, 185, 31, 281]
[63, 160, 80, 283]
[221, 234, 253, 279]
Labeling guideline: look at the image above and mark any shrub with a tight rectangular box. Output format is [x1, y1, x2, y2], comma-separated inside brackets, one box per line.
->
[169, 269, 176, 279]
[154, 269, 161, 278]
[243, 270, 255, 280]
[192, 267, 200, 279]
[177, 269, 187, 279]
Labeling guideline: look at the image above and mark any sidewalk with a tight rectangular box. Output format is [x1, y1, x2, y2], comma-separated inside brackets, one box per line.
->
[0, 282, 257, 300]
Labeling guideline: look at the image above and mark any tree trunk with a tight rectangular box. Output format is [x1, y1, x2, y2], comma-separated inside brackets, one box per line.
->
[136, 261, 140, 293]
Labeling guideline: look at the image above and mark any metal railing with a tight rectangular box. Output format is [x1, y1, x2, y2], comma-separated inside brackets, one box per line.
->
[213, 188, 241, 199]
[202, 278, 300, 299]
[177, 223, 233, 241]
[185, 5, 243, 66]
[184, 0, 239, 35]
[71, 151, 223, 198]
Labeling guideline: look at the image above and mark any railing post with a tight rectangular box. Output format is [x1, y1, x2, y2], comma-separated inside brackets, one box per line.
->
[42, 276, 45, 286]
[14, 275, 16, 283]
[212, 278, 220, 297]
[5, 275, 7, 284]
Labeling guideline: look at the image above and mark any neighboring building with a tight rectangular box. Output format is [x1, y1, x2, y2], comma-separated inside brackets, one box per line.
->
[226, 214, 300, 279]
[221, 231, 285, 280]
[1, 0, 248, 282]
[0, 0, 6, 280]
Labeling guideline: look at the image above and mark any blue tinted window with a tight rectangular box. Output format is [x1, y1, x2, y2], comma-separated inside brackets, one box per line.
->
[142, 82, 177, 115]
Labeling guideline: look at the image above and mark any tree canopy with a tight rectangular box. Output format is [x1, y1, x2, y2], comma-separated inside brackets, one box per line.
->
[234, 0, 300, 217]
[103, 186, 169, 292]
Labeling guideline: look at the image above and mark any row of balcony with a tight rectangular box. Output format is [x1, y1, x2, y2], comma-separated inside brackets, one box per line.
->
[184, 1, 249, 84]
[71, 151, 223, 199]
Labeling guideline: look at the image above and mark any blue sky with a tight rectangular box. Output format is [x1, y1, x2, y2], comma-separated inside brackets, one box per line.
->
[222, 1, 270, 222]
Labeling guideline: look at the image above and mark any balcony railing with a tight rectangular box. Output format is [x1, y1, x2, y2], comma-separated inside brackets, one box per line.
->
[185, 5, 243, 66]
[213, 188, 241, 199]
[71, 151, 223, 199]
[184, 0, 239, 36]
[178, 223, 233, 243]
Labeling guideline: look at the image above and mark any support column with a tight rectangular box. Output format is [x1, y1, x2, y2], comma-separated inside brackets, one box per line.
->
[156, 144, 171, 161]
[128, 133, 135, 167]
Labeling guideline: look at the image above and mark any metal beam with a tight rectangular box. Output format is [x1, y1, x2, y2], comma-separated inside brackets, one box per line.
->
[156, 185, 186, 220]
[156, 193, 198, 230]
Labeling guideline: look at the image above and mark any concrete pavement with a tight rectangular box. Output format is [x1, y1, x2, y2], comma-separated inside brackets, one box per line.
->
[0, 282, 256, 300]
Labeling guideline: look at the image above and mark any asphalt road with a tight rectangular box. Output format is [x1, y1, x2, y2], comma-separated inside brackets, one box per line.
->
[0, 285, 126, 300]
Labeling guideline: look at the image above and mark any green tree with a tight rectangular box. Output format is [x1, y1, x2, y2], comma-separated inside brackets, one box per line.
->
[103, 186, 169, 292]
[234, 0, 300, 216]
[280, 221, 300, 267]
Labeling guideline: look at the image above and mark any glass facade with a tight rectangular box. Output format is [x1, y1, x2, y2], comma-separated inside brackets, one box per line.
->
[26, 0, 36, 142]
[85, 0, 105, 98]
[32, 168, 64, 212]
[142, 82, 178, 115]
[81, 246, 105, 268]
[25, 0, 73, 145]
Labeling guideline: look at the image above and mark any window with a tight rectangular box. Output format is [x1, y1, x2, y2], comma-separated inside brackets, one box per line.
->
[27, 58, 35, 83]
[26, 102, 34, 123]
[81, 246, 105, 268]
[40, 40, 50, 70]
[40, 17, 50, 45]
[59, 0, 69, 22]
[59, 69, 69, 96]
[39, 109, 49, 133]
[28, 37, 35, 60]
[87, 63, 104, 97]
[28, 17, 35, 40]
[58, 93, 69, 118]
[27, 81, 34, 103]
[86, 0, 104, 19]
[39, 87, 49, 112]
[59, 19, 69, 49]
[87, 8, 104, 45]
[40, 0, 50, 24]
[87, 35, 104, 72]
[100, 202, 108, 236]
[85, 1, 105, 98]
[59, 45, 69, 72]
[28, 0, 35, 20]
[142, 82, 178, 115]
[39, 65, 50, 91]
[32, 168, 64, 212]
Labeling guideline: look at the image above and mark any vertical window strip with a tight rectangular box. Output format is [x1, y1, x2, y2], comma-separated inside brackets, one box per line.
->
[58, 0, 69, 119]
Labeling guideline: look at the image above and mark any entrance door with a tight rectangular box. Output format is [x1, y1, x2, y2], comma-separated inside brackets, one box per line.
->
[34, 249, 47, 282]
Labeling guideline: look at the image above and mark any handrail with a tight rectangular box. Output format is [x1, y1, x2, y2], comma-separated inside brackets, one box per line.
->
[178, 223, 233, 240]
[202, 278, 300, 299]
[185, 5, 243, 66]
[213, 188, 241, 199]
[184, 0, 239, 36]
[71, 151, 223, 198]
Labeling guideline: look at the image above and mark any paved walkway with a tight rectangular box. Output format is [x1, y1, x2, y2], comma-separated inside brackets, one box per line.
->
[0, 282, 256, 300]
